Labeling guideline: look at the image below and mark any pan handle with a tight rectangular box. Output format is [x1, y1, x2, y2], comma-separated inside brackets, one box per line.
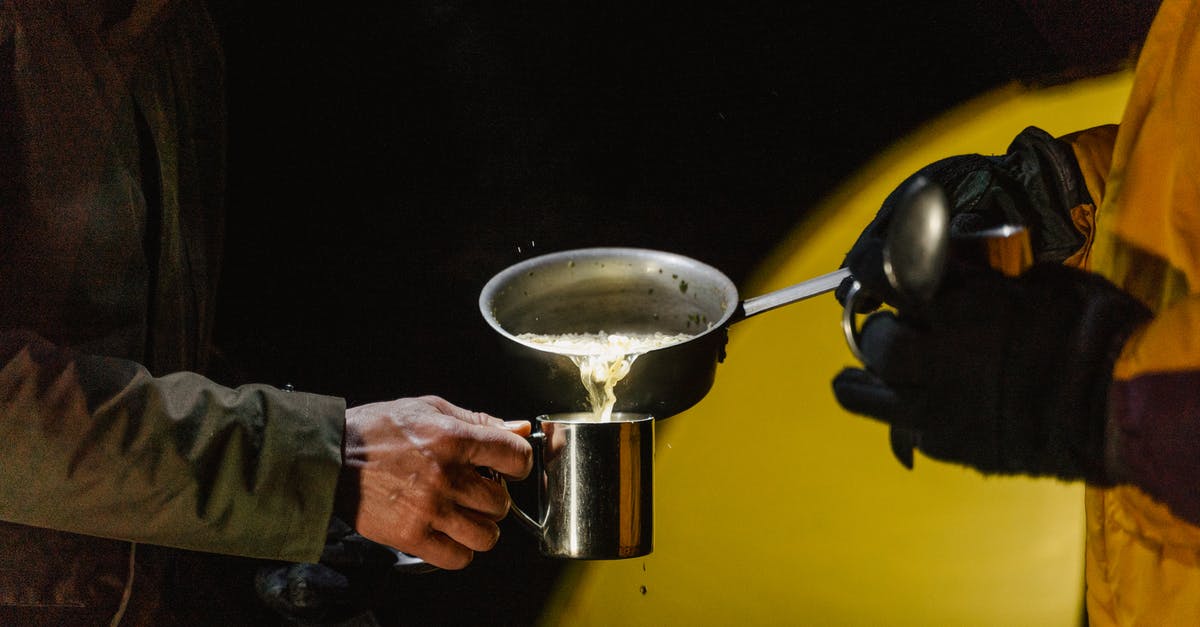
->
[738, 267, 851, 321]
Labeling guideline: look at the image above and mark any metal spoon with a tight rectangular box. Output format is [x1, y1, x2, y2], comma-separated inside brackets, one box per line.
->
[841, 176, 950, 362]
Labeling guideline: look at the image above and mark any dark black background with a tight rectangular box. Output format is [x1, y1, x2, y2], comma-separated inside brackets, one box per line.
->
[205, 2, 1156, 624]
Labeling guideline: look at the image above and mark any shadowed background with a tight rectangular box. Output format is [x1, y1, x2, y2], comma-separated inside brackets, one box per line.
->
[204, 2, 1157, 624]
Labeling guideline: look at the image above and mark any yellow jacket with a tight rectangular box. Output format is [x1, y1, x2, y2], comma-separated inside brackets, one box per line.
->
[1062, 0, 1200, 622]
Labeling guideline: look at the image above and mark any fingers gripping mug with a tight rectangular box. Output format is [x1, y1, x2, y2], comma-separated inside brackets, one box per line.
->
[509, 413, 654, 559]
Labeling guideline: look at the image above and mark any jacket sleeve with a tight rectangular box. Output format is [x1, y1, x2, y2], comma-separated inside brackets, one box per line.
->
[0, 329, 345, 563]
[1063, 124, 1200, 527]
[1108, 298, 1200, 527]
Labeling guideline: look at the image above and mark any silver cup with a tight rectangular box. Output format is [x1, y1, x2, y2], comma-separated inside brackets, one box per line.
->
[510, 413, 654, 559]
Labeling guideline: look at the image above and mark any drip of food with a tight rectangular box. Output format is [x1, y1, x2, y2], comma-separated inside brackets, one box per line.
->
[515, 331, 696, 421]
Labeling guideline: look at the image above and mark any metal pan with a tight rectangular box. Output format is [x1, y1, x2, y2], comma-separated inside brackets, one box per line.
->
[478, 246, 848, 419]
[479, 177, 954, 419]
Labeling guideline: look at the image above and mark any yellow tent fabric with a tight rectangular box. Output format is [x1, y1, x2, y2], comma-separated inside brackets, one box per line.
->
[541, 71, 1134, 627]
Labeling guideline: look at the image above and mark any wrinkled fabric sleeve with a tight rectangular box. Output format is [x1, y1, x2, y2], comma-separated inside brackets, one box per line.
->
[0, 330, 345, 563]
[1064, 124, 1200, 527]
[1108, 298, 1200, 527]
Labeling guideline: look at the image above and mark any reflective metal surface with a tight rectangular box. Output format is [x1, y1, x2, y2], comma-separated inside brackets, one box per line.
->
[843, 176, 951, 361]
[479, 248, 738, 418]
[480, 248, 849, 418]
[949, 224, 1033, 277]
[739, 267, 850, 319]
[510, 413, 655, 560]
[883, 175, 951, 302]
[841, 280, 869, 364]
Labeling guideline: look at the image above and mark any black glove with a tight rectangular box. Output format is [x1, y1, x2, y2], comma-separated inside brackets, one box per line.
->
[832, 263, 1151, 482]
[836, 126, 1089, 312]
[255, 517, 427, 625]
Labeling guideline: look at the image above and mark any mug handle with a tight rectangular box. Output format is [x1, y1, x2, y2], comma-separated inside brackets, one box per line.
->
[508, 431, 546, 533]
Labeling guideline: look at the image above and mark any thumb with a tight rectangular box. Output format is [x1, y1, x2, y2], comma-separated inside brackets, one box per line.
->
[500, 420, 532, 437]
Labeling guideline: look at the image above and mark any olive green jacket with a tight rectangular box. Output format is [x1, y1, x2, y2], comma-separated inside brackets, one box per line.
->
[1, 0, 343, 621]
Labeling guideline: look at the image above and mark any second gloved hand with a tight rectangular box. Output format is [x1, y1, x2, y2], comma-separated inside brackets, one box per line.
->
[836, 126, 1091, 312]
[832, 263, 1150, 482]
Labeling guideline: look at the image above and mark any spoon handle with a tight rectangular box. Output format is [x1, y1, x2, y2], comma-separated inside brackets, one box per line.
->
[739, 267, 851, 320]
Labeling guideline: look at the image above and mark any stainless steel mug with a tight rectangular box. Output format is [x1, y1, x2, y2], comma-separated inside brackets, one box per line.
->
[510, 413, 654, 559]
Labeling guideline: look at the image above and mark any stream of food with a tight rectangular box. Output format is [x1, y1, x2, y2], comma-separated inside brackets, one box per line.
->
[515, 331, 697, 421]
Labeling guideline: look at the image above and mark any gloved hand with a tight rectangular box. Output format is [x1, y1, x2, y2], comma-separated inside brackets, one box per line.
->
[836, 126, 1089, 312]
[832, 263, 1151, 482]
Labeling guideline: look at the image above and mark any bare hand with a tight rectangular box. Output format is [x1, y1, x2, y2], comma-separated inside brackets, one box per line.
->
[335, 396, 532, 569]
